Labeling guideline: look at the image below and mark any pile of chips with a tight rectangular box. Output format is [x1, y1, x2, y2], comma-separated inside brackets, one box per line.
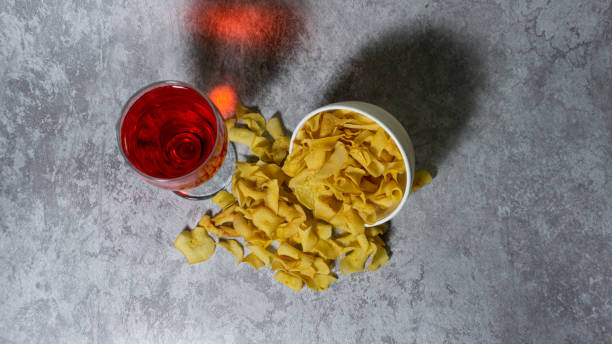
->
[174, 104, 431, 292]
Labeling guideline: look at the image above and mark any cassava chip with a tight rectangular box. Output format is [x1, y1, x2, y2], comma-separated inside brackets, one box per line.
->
[339, 247, 369, 274]
[366, 245, 389, 271]
[411, 169, 433, 193]
[229, 127, 256, 146]
[238, 112, 266, 136]
[277, 242, 301, 260]
[312, 274, 337, 291]
[217, 239, 244, 264]
[174, 227, 216, 264]
[211, 190, 235, 209]
[274, 271, 303, 292]
[243, 253, 265, 269]
[199, 215, 239, 238]
[266, 116, 285, 139]
[250, 206, 284, 237]
[247, 244, 273, 267]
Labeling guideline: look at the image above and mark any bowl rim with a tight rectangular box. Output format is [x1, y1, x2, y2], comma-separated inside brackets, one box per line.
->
[289, 101, 413, 227]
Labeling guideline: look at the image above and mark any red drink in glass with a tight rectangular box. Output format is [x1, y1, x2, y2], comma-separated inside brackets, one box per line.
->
[118, 81, 232, 198]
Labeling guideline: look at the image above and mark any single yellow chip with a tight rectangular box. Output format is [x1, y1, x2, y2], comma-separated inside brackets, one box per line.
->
[250, 206, 284, 237]
[263, 179, 279, 214]
[211, 190, 235, 209]
[271, 254, 295, 271]
[314, 221, 332, 240]
[298, 225, 318, 252]
[234, 161, 261, 178]
[174, 227, 216, 264]
[369, 128, 387, 158]
[266, 116, 285, 140]
[257, 162, 288, 183]
[313, 257, 330, 274]
[277, 242, 302, 260]
[294, 261, 316, 279]
[365, 224, 387, 237]
[246, 244, 273, 267]
[313, 191, 339, 222]
[339, 248, 369, 274]
[319, 112, 343, 137]
[350, 196, 377, 224]
[228, 127, 256, 146]
[411, 169, 433, 193]
[365, 158, 385, 177]
[288, 170, 316, 210]
[355, 233, 370, 251]
[245, 232, 273, 248]
[217, 239, 244, 264]
[238, 112, 266, 136]
[271, 136, 290, 164]
[211, 205, 236, 225]
[276, 219, 300, 239]
[199, 215, 240, 238]
[312, 274, 337, 291]
[352, 130, 373, 146]
[305, 135, 343, 151]
[274, 271, 303, 292]
[366, 245, 389, 271]
[243, 253, 265, 269]
[235, 179, 266, 206]
[334, 233, 358, 248]
[232, 212, 254, 239]
[314, 239, 345, 260]
[251, 135, 272, 149]
[314, 142, 348, 179]
[304, 149, 327, 170]
[341, 206, 365, 234]
[282, 147, 307, 177]
[343, 166, 366, 186]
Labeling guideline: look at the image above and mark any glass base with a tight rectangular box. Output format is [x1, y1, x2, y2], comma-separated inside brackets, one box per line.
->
[173, 142, 237, 200]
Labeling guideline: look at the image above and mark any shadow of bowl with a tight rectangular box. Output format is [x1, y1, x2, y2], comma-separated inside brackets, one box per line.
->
[325, 27, 482, 172]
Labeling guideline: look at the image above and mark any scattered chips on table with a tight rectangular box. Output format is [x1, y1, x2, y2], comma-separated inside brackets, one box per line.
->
[174, 104, 432, 292]
[174, 227, 216, 264]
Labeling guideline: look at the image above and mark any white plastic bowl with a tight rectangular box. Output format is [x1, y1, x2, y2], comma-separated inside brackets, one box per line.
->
[289, 101, 415, 226]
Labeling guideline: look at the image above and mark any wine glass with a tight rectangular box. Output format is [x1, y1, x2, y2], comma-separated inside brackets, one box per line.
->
[117, 81, 236, 200]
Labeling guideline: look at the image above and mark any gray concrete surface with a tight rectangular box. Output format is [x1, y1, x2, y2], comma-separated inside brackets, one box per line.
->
[1, 0, 611, 343]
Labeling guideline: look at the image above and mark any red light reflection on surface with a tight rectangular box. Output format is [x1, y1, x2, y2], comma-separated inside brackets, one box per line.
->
[188, 2, 293, 51]
[208, 85, 237, 119]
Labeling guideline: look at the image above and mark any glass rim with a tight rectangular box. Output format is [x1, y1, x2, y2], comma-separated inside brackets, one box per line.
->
[116, 80, 224, 183]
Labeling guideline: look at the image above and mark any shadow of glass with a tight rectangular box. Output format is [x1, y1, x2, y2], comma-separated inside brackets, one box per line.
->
[185, 0, 303, 102]
[324, 28, 482, 173]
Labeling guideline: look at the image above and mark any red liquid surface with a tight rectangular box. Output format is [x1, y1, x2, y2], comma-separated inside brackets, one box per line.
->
[120, 84, 218, 179]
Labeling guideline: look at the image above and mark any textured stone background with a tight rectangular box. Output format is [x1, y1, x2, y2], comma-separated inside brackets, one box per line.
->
[1, 0, 611, 343]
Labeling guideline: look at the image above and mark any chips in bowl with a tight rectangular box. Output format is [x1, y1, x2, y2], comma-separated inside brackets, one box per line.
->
[284, 110, 407, 229]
